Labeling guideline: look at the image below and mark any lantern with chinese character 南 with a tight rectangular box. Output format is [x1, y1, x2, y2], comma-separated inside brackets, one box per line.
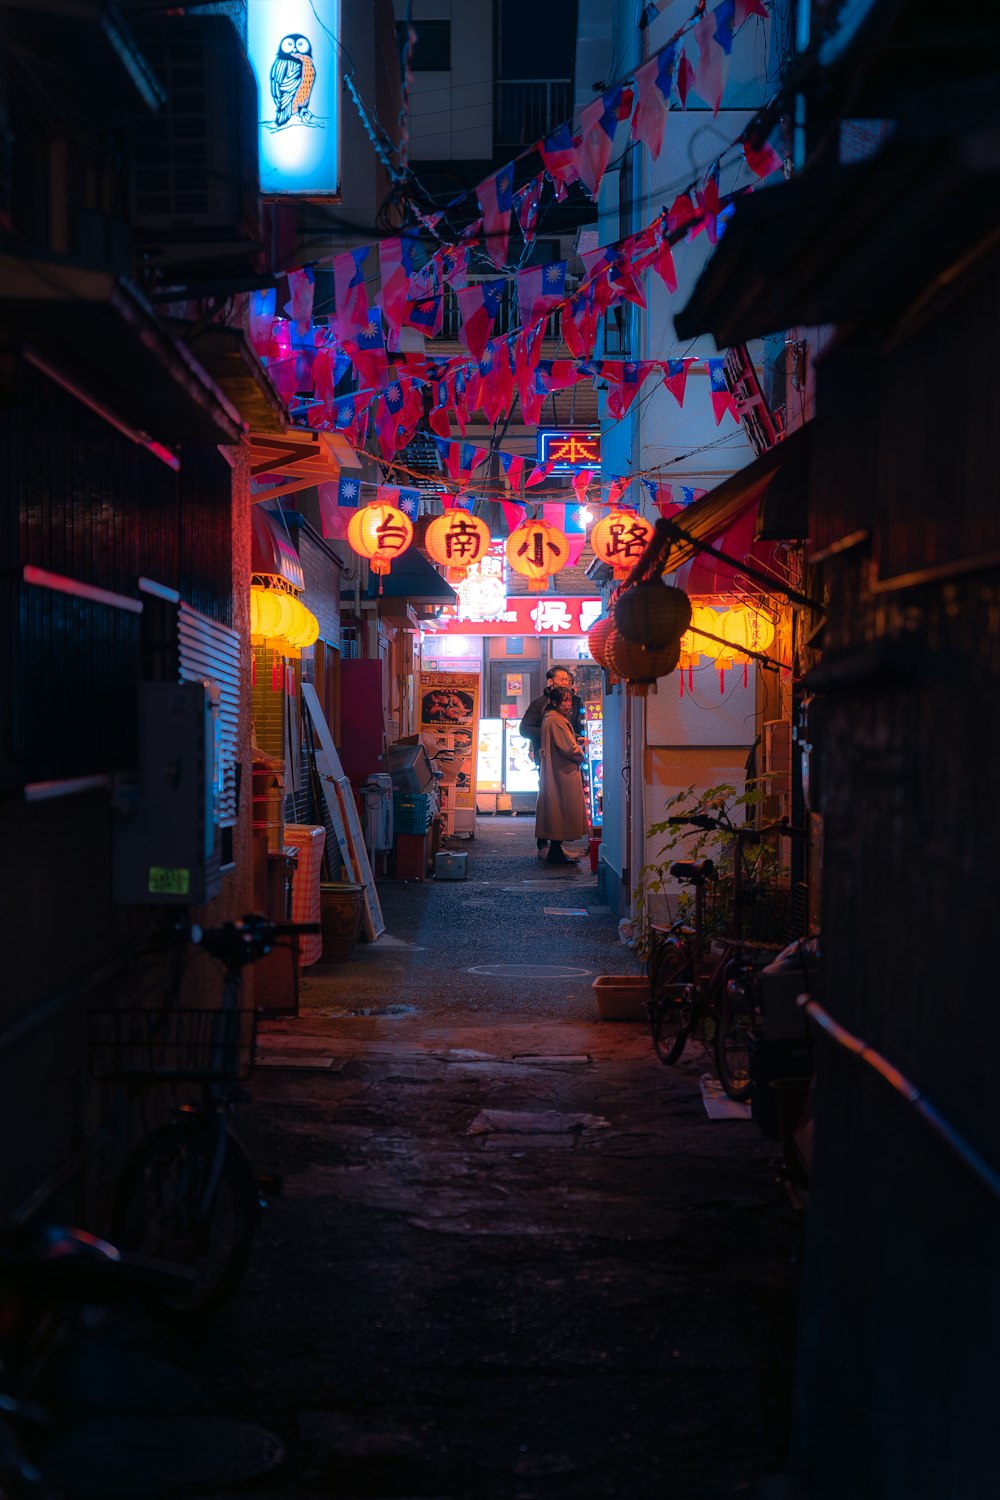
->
[424, 511, 491, 585]
[613, 581, 691, 651]
[505, 518, 570, 592]
[347, 501, 414, 577]
[587, 615, 619, 683]
[589, 509, 655, 581]
[604, 626, 680, 695]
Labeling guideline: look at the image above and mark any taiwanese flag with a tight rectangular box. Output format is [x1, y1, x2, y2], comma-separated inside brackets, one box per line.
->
[666, 191, 701, 236]
[457, 279, 505, 359]
[525, 461, 554, 489]
[561, 286, 599, 359]
[451, 366, 470, 434]
[373, 379, 406, 455]
[678, 486, 708, 507]
[534, 360, 585, 395]
[445, 441, 490, 484]
[337, 474, 363, 508]
[440, 242, 473, 289]
[248, 287, 276, 358]
[317, 481, 354, 540]
[694, 166, 725, 244]
[631, 44, 676, 161]
[403, 295, 443, 338]
[707, 359, 739, 425]
[333, 246, 370, 343]
[285, 266, 315, 335]
[500, 499, 523, 535]
[605, 476, 630, 508]
[428, 379, 451, 440]
[478, 340, 515, 425]
[499, 450, 526, 493]
[311, 346, 337, 409]
[514, 323, 545, 425]
[660, 357, 698, 408]
[574, 85, 634, 200]
[651, 221, 678, 294]
[333, 389, 372, 448]
[544, 503, 586, 566]
[516, 260, 567, 327]
[538, 124, 579, 200]
[344, 307, 388, 389]
[378, 235, 418, 341]
[400, 375, 426, 442]
[606, 361, 656, 420]
[742, 131, 783, 179]
[675, 45, 695, 108]
[513, 176, 543, 246]
[691, 2, 733, 115]
[609, 252, 647, 309]
[391, 487, 423, 523]
[476, 162, 514, 268]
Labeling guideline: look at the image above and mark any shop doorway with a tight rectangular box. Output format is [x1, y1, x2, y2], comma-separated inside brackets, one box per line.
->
[487, 659, 542, 724]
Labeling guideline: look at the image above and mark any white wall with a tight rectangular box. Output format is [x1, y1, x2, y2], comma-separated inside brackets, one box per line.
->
[396, 0, 494, 160]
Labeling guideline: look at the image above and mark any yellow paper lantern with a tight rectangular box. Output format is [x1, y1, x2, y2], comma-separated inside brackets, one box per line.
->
[284, 596, 320, 649]
[505, 519, 570, 593]
[250, 586, 284, 639]
[425, 511, 491, 584]
[721, 605, 776, 659]
[347, 501, 414, 576]
[589, 509, 655, 580]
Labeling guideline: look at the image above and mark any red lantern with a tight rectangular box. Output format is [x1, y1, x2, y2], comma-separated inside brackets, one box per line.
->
[347, 501, 414, 576]
[424, 511, 491, 584]
[505, 519, 570, 593]
[589, 509, 655, 580]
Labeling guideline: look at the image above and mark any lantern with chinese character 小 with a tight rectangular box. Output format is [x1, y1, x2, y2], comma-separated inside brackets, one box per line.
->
[589, 509, 655, 581]
[505, 518, 570, 593]
[347, 501, 414, 577]
[604, 626, 680, 696]
[424, 511, 491, 585]
[613, 581, 691, 651]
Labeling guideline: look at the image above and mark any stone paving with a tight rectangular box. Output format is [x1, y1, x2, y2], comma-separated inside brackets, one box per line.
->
[183, 818, 800, 1499]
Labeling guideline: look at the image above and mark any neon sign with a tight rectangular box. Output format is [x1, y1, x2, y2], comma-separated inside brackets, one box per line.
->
[247, 0, 342, 199]
[537, 429, 601, 473]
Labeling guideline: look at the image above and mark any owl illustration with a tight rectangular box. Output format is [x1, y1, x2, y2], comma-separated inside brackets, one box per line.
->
[270, 34, 316, 128]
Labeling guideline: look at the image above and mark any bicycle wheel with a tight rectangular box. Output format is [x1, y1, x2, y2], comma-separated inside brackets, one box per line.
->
[715, 964, 758, 1101]
[112, 1120, 260, 1322]
[650, 984, 694, 1066]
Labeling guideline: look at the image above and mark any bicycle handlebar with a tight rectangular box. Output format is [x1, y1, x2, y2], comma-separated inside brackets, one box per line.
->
[166, 914, 321, 969]
[667, 814, 807, 840]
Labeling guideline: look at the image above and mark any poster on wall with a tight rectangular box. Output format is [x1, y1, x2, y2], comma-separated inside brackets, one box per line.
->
[418, 672, 480, 829]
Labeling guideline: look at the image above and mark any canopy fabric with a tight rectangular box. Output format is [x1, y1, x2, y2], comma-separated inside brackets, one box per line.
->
[367, 548, 457, 604]
[251, 506, 305, 589]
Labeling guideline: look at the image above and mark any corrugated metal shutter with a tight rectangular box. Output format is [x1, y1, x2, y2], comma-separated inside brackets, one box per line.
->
[178, 602, 241, 828]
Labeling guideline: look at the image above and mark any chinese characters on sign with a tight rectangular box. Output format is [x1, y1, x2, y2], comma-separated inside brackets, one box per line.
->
[247, 0, 343, 199]
[537, 429, 602, 473]
[455, 541, 508, 622]
[424, 597, 603, 637]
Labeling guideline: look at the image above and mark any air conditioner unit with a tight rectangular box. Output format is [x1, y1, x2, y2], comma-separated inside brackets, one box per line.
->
[128, 15, 261, 264]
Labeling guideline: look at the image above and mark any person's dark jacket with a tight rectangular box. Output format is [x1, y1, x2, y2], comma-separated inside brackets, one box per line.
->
[520, 689, 584, 757]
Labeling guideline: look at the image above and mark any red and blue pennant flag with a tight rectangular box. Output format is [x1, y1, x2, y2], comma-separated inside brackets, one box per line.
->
[605, 360, 657, 420]
[285, 265, 315, 335]
[742, 131, 783, 179]
[476, 162, 514, 269]
[374, 379, 406, 455]
[539, 124, 580, 200]
[478, 340, 515, 425]
[660, 357, 698, 408]
[457, 279, 505, 359]
[561, 285, 599, 359]
[631, 44, 676, 162]
[678, 485, 708, 506]
[337, 474, 363, 508]
[707, 358, 739, 424]
[676, 45, 695, 108]
[574, 85, 634, 200]
[396, 488, 423, 522]
[333, 246, 371, 344]
[516, 260, 567, 327]
[333, 389, 371, 447]
[544, 502, 587, 566]
[428, 379, 451, 440]
[344, 306, 388, 389]
[692, 1, 734, 115]
[248, 287, 276, 358]
[499, 450, 526, 493]
[525, 460, 554, 489]
[403, 294, 443, 337]
[513, 176, 543, 245]
[572, 468, 595, 505]
[534, 360, 586, 396]
[378, 234, 419, 346]
[450, 494, 476, 513]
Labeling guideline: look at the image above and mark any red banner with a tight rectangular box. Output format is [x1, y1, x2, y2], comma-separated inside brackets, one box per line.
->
[422, 597, 603, 637]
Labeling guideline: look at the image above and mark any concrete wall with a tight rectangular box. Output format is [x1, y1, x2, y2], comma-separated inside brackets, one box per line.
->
[393, 0, 494, 161]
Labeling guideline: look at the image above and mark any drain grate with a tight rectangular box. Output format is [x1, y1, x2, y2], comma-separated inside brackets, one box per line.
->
[467, 963, 591, 978]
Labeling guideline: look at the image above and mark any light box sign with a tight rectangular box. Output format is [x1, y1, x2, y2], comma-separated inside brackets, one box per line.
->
[537, 429, 601, 473]
[423, 597, 603, 638]
[247, 0, 342, 199]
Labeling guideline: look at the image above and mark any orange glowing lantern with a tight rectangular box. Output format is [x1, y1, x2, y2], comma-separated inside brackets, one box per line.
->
[424, 511, 491, 584]
[677, 604, 724, 696]
[589, 509, 655, 580]
[347, 501, 414, 576]
[605, 627, 680, 696]
[505, 519, 570, 592]
[720, 605, 775, 688]
[587, 615, 619, 683]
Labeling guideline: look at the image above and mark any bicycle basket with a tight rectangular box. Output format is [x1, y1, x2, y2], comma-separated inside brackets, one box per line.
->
[87, 1006, 257, 1083]
[703, 879, 796, 947]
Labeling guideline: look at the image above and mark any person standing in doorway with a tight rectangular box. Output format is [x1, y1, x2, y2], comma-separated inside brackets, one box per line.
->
[535, 687, 588, 866]
[521, 668, 585, 857]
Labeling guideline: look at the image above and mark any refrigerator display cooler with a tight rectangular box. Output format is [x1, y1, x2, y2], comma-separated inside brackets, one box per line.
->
[475, 718, 539, 814]
[585, 705, 603, 829]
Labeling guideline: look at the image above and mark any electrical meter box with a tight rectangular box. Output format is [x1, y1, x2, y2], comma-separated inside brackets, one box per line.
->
[113, 680, 223, 905]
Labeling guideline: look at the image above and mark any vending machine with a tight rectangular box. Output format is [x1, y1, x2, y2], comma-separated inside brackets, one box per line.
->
[503, 721, 540, 814]
[475, 719, 503, 813]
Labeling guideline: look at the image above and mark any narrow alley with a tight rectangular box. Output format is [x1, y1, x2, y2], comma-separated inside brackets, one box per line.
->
[188, 817, 800, 1500]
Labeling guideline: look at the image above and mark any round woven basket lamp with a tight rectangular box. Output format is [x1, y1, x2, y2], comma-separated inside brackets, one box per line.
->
[613, 581, 692, 650]
[587, 615, 620, 682]
[605, 627, 680, 694]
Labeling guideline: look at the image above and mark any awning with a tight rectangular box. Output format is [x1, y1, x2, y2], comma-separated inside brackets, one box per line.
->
[663, 428, 811, 596]
[365, 549, 457, 605]
[186, 326, 287, 436]
[251, 507, 304, 590]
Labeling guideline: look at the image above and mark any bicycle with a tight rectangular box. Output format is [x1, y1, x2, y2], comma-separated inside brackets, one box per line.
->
[645, 815, 806, 1099]
[88, 914, 318, 1322]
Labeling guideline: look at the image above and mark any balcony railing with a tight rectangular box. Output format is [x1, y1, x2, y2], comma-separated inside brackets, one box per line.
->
[494, 78, 572, 148]
[439, 276, 578, 344]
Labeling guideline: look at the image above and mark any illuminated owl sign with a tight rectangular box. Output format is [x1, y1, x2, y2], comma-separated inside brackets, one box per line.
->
[248, 1, 342, 198]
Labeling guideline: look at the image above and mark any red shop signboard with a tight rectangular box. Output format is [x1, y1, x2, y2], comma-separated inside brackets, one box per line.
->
[422, 597, 603, 637]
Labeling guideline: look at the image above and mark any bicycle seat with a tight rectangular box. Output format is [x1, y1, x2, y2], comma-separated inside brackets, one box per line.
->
[669, 858, 715, 884]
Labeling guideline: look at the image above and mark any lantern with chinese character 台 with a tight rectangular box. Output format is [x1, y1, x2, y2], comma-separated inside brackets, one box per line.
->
[605, 626, 680, 695]
[589, 509, 655, 581]
[424, 511, 491, 585]
[505, 518, 570, 593]
[614, 581, 691, 651]
[347, 501, 414, 577]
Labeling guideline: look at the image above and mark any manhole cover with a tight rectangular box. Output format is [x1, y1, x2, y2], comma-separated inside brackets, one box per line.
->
[467, 964, 591, 978]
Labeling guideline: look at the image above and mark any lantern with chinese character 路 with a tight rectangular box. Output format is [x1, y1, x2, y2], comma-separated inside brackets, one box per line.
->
[505, 518, 570, 593]
[613, 581, 691, 651]
[347, 501, 414, 577]
[424, 511, 491, 585]
[589, 509, 655, 581]
[605, 626, 680, 696]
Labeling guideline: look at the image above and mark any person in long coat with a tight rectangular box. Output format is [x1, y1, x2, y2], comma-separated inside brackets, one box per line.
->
[535, 687, 588, 865]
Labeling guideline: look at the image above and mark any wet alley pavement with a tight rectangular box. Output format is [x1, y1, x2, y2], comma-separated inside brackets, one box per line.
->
[185, 818, 801, 1499]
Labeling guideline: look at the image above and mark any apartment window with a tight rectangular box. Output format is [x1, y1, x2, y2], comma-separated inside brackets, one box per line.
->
[397, 19, 451, 71]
